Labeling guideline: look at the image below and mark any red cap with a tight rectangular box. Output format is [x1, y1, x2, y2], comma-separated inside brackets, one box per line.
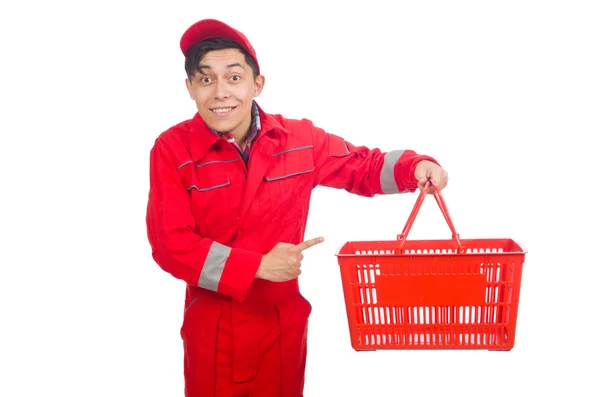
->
[180, 19, 260, 74]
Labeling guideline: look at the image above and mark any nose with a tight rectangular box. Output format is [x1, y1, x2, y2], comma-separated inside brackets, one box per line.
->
[213, 78, 230, 100]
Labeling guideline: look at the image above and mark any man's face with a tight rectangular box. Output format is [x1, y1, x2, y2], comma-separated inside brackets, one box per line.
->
[185, 48, 264, 138]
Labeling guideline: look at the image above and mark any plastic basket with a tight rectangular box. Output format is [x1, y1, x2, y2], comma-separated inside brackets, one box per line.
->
[335, 181, 527, 351]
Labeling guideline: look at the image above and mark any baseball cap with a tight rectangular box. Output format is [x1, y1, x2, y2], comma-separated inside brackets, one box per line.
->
[180, 19, 260, 74]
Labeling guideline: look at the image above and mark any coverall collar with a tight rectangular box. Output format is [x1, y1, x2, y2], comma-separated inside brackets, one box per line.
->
[189, 102, 289, 162]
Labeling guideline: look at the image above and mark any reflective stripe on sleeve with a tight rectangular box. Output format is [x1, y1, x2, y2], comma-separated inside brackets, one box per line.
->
[198, 242, 231, 291]
[380, 150, 404, 194]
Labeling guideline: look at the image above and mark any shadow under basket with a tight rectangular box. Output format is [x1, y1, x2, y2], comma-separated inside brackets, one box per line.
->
[335, 183, 527, 351]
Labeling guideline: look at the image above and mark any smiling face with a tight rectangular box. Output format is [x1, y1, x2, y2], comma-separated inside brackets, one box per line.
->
[185, 48, 265, 140]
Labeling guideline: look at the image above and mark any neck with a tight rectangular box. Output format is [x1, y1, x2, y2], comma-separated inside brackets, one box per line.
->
[230, 117, 252, 147]
[228, 105, 256, 146]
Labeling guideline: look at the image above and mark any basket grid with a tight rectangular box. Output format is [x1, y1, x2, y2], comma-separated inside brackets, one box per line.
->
[346, 254, 517, 349]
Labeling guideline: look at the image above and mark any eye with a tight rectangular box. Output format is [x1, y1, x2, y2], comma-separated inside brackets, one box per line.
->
[200, 76, 212, 84]
[230, 75, 241, 81]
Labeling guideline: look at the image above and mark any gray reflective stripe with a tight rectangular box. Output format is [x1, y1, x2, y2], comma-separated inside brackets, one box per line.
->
[272, 145, 313, 156]
[195, 158, 239, 168]
[265, 168, 314, 181]
[184, 297, 198, 312]
[198, 242, 231, 291]
[380, 150, 405, 194]
[187, 178, 230, 192]
[177, 160, 193, 170]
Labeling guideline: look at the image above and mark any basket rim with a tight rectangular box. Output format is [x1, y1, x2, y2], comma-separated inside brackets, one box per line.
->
[334, 237, 527, 256]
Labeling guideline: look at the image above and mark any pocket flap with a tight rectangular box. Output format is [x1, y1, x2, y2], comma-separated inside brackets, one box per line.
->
[265, 145, 314, 181]
[187, 159, 235, 192]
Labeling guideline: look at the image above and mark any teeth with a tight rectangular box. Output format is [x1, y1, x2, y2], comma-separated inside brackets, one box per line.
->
[212, 107, 233, 114]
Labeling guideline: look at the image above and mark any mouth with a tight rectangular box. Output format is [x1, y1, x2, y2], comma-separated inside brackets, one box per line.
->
[210, 106, 237, 116]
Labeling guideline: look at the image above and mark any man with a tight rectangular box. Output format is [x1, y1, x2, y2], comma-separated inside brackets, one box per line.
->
[146, 18, 448, 397]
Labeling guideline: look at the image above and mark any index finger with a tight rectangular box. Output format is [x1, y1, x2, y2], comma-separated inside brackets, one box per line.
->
[293, 236, 325, 252]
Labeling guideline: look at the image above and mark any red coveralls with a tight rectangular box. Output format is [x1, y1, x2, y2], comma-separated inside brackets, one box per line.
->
[146, 104, 438, 396]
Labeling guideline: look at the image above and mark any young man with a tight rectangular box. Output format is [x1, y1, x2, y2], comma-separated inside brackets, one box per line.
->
[146, 19, 449, 397]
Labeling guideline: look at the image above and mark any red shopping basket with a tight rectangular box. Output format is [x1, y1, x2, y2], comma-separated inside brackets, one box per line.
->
[335, 181, 526, 351]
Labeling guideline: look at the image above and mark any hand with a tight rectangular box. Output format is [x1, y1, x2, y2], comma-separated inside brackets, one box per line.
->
[414, 160, 449, 193]
[256, 237, 325, 282]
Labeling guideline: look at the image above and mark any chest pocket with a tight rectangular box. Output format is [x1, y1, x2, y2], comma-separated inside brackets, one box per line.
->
[187, 158, 240, 238]
[263, 144, 315, 226]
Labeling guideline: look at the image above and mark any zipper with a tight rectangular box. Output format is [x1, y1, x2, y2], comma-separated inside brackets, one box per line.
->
[221, 136, 248, 178]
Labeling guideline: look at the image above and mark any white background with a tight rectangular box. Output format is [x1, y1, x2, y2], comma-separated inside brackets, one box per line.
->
[1, 0, 599, 396]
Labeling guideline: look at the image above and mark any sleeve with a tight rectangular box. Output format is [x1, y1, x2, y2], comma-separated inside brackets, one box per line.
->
[145, 139, 263, 303]
[309, 121, 440, 196]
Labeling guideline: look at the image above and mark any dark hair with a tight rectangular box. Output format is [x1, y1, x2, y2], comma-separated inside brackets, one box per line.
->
[184, 37, 259, 81]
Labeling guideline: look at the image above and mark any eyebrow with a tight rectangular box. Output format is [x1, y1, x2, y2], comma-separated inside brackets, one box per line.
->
[197, 63, 244, 72]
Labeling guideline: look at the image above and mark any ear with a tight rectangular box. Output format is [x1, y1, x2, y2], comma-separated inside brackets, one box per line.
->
[185, 78, 195, 100]
[253, 75, 265, 98]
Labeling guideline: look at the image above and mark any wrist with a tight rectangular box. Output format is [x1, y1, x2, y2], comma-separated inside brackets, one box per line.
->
[255, 257, 265, 279]
[412, 157, 440, 180]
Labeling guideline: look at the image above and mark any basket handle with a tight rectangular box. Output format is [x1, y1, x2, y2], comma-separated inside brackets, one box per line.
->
[397, 180, 465, 253]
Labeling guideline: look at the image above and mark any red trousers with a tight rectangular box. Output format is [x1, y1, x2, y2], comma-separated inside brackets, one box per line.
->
[180, 282, 312, 396]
